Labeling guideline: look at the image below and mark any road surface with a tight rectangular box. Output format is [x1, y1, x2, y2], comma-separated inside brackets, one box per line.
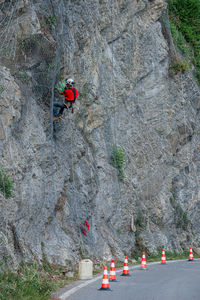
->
[53, 259, 200, 300]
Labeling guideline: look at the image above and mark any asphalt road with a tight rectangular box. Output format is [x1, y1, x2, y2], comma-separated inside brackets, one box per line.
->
[54, 260, 200, 300]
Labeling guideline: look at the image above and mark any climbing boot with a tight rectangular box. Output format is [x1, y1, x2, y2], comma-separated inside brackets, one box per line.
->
[53, 116, 60, 122]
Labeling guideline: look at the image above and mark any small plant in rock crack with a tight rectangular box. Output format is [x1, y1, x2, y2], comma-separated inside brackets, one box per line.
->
[0, 168, 14, 199]
[169, 58, 189, 75]
[135, 210, 146, 229]
[0, 87, 4, 94]
[110, 145, 125, 180]
[175, 204, 190, 230]
[47, 15, 57, 28]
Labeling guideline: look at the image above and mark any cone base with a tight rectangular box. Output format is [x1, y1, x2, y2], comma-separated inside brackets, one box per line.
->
[98, 287, 112, 291]
[161, 262, 166, 264]
[109, 279, 118, 282]
[121, 273, 131, 276]
[188, 259, 194, 261]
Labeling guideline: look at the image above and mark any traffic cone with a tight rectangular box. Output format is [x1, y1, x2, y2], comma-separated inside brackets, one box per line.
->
[109, 259, 117, 282]
[99, 266, 111, 291]
[188, 247, 194, 261]
[161, 249, 166, 264]
[141, 252, 147, 269]
[121, 256, 130, 276]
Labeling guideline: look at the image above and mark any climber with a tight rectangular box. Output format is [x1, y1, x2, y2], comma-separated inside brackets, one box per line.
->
[53, 78, 79, 121]
[80, 220, 90, 236]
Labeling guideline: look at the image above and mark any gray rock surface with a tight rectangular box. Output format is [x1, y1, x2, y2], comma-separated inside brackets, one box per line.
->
[0, 0, 200, 268]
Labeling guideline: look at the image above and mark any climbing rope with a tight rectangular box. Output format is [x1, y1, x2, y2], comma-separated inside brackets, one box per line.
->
[110, 0, 123, 223]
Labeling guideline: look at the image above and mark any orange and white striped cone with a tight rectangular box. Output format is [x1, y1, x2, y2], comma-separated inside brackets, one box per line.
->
[141, 252, 147, 270]
[161, 249, 166, 264]
[121, 256, 130, 276]
[99, 266, 111, 291]
[109, 259, 117, 282]
[188, 247, 194, 261]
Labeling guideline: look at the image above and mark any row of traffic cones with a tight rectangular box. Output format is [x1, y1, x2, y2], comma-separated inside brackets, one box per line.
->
[99, 259, 118, 290]
[99, 256, 133, 290]
[99, 247, 194, 290]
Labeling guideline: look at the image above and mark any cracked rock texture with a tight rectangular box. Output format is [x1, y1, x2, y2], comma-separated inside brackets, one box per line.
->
[0, 0, 200, 267]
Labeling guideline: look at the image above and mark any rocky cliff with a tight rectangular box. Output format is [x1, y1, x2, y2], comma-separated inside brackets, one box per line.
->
[0, 0, 200, 268]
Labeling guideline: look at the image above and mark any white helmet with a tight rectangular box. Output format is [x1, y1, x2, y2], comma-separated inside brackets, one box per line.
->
[66, 78, 74, 86]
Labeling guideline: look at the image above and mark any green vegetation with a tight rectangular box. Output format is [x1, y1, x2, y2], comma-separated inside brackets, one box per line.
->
[169, 58, 189, 75]
[135, 210, 146, 229]
[170, 190, 190, 230]
[110, 145, 125, 180]
[145, 250, 194, 262]
[93, 259, 134, 276]
[0, 168, 14, 199]
[47, 15, 57, 28]
[19, 35, 51, 59]
[17, 71, 31, 84]
[169, 0, 200, 84]
[0, 251, 198, 300]
[0, 262, 77, 300]
[174, 204, 190, 230]
[19, 35, 37, 54]
[131, 244, 200, 262]
[131, 230, 147, 258]
[38, 13, 56, 31]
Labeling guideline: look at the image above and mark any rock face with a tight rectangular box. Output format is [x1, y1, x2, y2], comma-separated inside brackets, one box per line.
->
[0, 0, 200, 267]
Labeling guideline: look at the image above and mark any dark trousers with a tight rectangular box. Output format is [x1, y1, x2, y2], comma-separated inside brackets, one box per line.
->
[53, 101, 75, 116]
[53, 102, 65, 116]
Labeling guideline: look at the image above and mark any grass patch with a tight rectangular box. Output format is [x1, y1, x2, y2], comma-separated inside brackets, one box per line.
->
[17, 71, 32, 84]
[0, 168, 14, 199]
[169, 0, 200, 84]
[170, 190, 190, 230]
[93, 259, 134, 276]
[38, 12, 56, 31]
[146, 250, 190, 262]
[93, 265, 103, 276]
[110, 145, 125, 180]
[169, 58, 189, 75]
[174, 204, 190, 230]
[1, 253, 198, 299]
[132, 248, 200, 263]
[135, 211, 146, 229]
[0, 262, 78, 300]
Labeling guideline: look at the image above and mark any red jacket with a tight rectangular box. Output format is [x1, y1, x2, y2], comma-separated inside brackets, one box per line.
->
[61, 87, 79, 102]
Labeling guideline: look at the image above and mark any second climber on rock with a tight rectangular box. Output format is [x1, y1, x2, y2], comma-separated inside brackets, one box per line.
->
[53, 78, 79, 121]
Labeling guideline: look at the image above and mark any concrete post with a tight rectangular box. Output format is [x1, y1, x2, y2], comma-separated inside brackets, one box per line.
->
[78, 259, 93, 280]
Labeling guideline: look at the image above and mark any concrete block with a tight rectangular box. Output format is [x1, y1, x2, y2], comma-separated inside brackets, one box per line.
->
[78, 259, 93, 280]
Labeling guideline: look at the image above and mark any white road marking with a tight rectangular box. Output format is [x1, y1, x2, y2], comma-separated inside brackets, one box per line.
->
[56, 259, 199, 300]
